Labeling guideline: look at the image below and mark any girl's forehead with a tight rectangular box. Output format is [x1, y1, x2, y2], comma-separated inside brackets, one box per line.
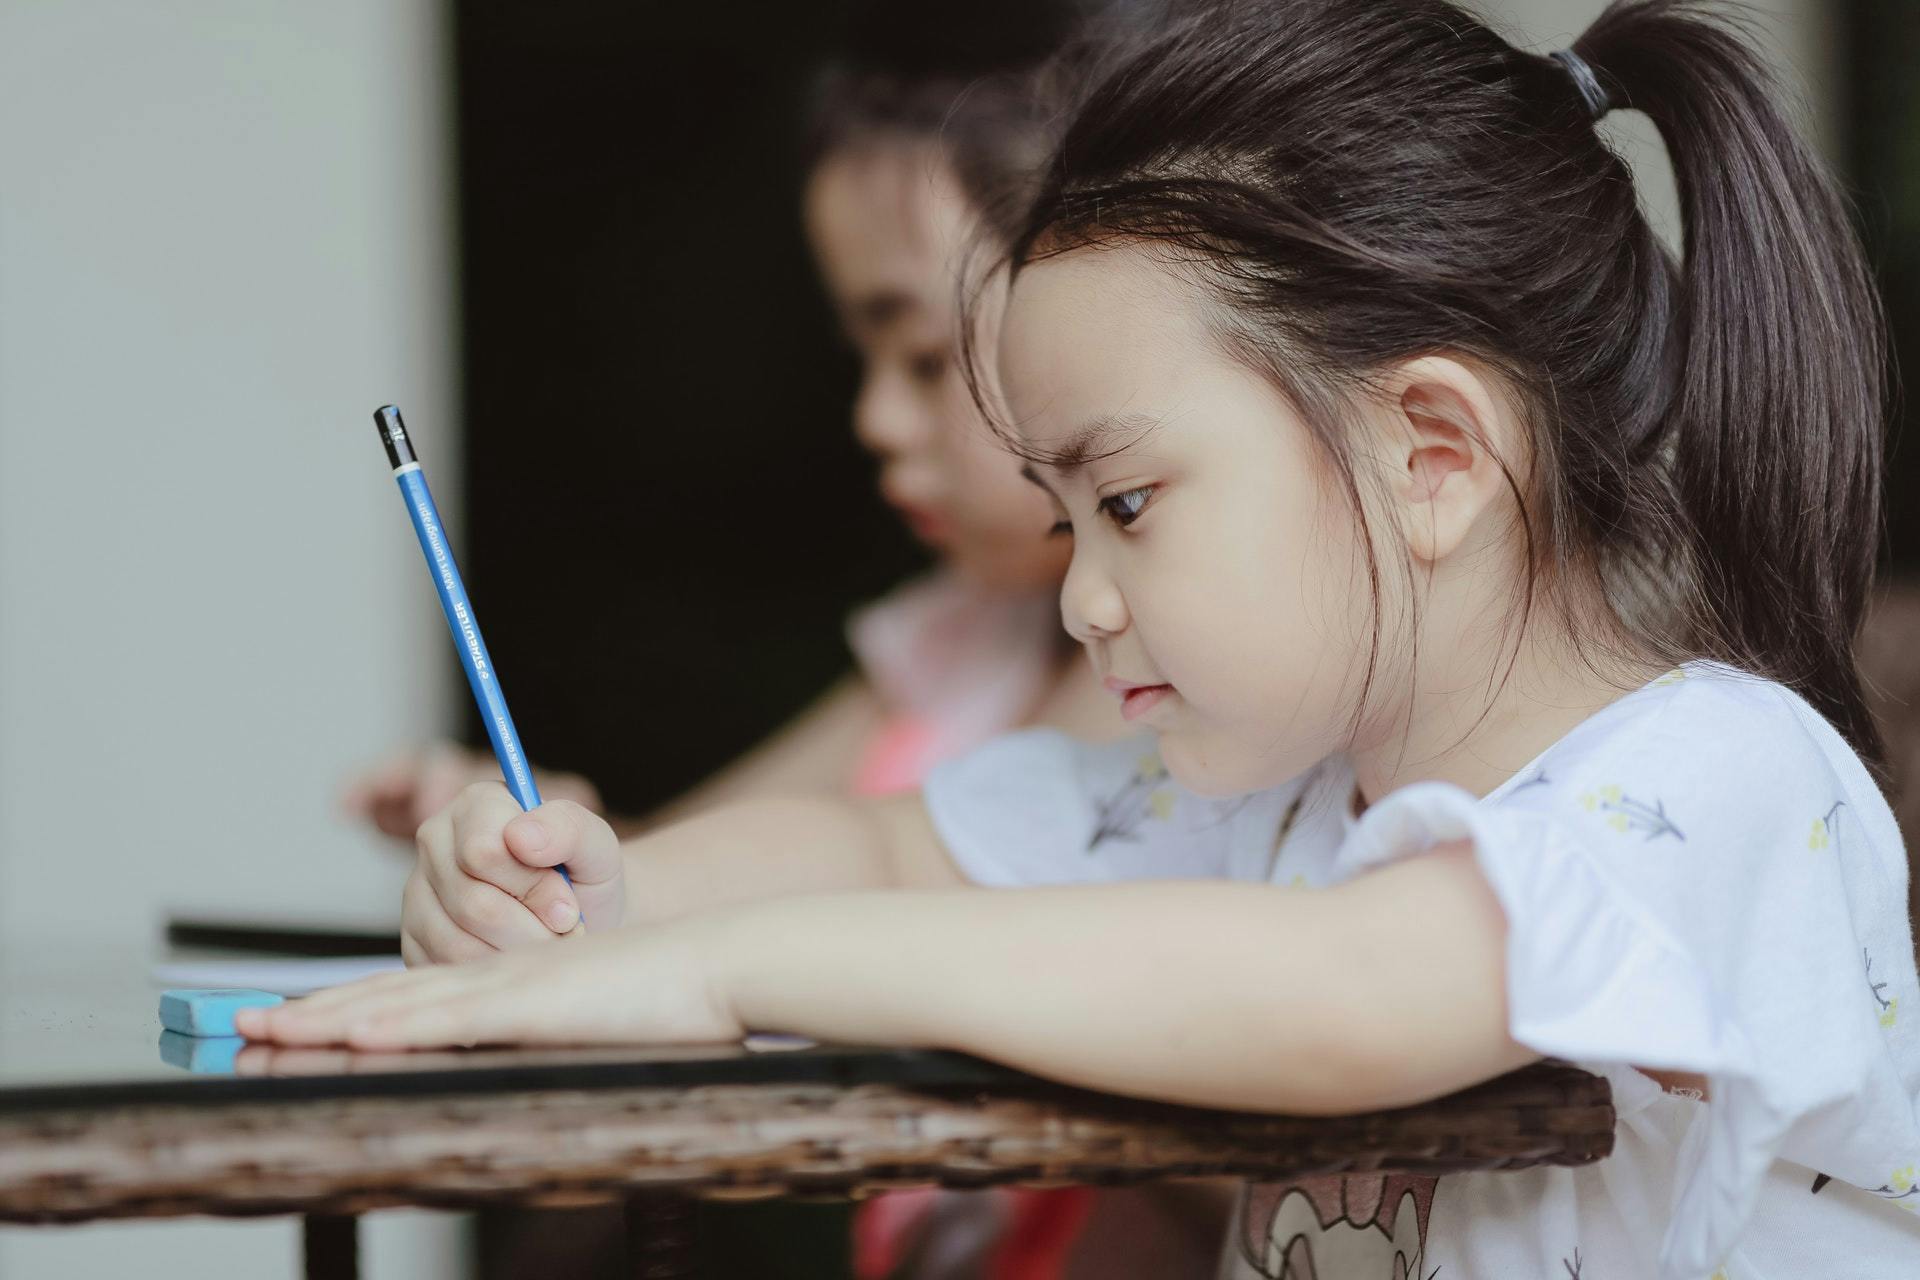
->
[1000, 248, 1213, 432]
[1000, 250, 1320, 470]
[806, 145, 970, 325]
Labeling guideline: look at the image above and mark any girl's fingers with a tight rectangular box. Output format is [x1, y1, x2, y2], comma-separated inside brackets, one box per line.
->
[517, 869, 581, 935]
[503, 800, 620, 927]
[347, 751, 435, 838]
[342, 969, 586, 1052]
[253, 964, 521, 1050]
[238, 931, 742, 1052]
[502, 800, 595, 872]
[399, 904, 498, 967]
[412, 906, 502, 964]
[342, 751, 412, 814]
[444, 784, 531, 881]
[278, 970, 425, 1017]
[240, 943, 587, 1051]
[420, 817, 560, 950]
[344, 1000, 478, 1052]
[238, 970, 457, 1045]
[404, 867, 520, 960]
[413, 786, 588, 943]
[371, 789, 426, 841]
[434, 877, 553, 952]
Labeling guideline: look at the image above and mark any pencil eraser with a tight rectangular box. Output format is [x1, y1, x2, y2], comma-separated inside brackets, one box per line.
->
[157, 1030, 245, 1074]
[158, 988, 284, 1037]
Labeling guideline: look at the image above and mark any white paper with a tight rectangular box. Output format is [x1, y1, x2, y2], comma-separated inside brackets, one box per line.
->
[151, 955, 405, 997]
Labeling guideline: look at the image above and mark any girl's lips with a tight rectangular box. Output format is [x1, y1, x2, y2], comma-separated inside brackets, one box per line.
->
[889, 499, 953, 544]
[1120, 685, 1173, 721]
[1104, 677, 1175, 722]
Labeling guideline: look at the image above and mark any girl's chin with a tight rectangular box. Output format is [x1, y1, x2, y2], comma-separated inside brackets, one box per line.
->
[1158, 732, 1306, 800]
[1156, 735, 1250, 799]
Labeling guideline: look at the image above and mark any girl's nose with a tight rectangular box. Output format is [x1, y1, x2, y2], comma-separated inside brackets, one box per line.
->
[1060, 550, 1129, 642]
[853, 370, 935, 456]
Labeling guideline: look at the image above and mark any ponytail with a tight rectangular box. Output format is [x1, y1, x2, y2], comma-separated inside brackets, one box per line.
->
[1578, 0, 1889, 764]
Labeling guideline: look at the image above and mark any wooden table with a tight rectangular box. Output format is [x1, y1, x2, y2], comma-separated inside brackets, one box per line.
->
[0, 945, 1614, 1278]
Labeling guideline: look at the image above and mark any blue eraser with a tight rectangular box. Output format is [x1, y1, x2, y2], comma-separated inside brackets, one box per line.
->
[157, 1030, 246, 1074]
[158, 988, 284, 1037]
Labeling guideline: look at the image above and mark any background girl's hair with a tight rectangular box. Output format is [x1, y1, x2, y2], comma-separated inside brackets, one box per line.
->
[982, 0, 1890, 768]
[801, 0, 1151, 225]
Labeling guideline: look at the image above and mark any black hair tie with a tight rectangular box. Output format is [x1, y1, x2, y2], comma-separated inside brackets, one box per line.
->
[1550, 49, 1612, 122]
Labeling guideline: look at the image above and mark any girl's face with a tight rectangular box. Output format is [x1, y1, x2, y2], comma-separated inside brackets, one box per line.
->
[805, 144, 1070, 590]
[999, 247, 1379, 796]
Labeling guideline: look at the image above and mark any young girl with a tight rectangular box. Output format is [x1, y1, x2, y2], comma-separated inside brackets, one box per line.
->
[249, 1, 1920, 1275]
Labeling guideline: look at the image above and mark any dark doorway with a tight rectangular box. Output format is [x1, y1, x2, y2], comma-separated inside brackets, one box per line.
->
[1847, 0, 1920, 569]
[453, 1, 925, 815]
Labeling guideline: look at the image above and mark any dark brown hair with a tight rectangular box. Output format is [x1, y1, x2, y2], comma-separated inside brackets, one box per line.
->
[980, 0, 1890, 765]
[801, 0, 1145, 227]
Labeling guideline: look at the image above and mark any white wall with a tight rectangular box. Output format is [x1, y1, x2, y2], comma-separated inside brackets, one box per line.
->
[0, 0, 456, 941]
[0, 0, 463, 1275]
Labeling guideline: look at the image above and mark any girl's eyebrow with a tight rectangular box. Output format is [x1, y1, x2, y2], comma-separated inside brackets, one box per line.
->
[1019, 463, 1056, 495]
[845, 289, 918, 335]
[1032, 411, 1166, 474]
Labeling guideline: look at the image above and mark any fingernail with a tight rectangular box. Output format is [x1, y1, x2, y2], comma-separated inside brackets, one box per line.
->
[516, 818, 547, 852]
[545, 899, 578, 931]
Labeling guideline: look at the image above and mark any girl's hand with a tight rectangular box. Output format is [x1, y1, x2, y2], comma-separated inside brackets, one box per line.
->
[342, 742, 603, 843]
[235, 926, 741, 1050]
[402, 782, 628, 965]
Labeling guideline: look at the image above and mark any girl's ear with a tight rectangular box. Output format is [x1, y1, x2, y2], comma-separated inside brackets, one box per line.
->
[1378, 356, 1518, 565]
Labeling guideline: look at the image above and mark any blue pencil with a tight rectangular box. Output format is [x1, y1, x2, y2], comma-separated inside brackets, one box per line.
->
[371, 405, 568, 884]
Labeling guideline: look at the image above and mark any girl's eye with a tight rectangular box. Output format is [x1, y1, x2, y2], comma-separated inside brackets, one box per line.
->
[1047, 518, 1073, 539]
[1097, 485, 1155, 528]
[906, 350, 948, 384]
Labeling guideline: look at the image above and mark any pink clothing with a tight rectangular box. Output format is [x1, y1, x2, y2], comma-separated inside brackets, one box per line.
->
[847, 572, 1062, 796]
[849, 719, 939, 797]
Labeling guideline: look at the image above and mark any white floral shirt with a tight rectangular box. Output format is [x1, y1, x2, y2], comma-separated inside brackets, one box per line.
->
[923, 663, 1920, 1278]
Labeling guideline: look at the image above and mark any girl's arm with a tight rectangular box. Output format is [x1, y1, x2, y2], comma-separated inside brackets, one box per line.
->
[404, 781, 964, 961]
[617, 790, 967, 926]
[320, 837, 1533, 1117]
[709, 845, 1532, 1114]
[623, 675, 884, 835]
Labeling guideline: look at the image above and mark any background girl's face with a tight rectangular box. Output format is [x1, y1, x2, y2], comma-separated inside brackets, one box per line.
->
[805, 143, 1070, 590]
[999, 246, 1378, 796]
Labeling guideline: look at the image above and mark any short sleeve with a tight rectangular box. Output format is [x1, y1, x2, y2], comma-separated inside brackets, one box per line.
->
[924, 728, 1298, 888]
[1331, 671, 1920, 1278]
